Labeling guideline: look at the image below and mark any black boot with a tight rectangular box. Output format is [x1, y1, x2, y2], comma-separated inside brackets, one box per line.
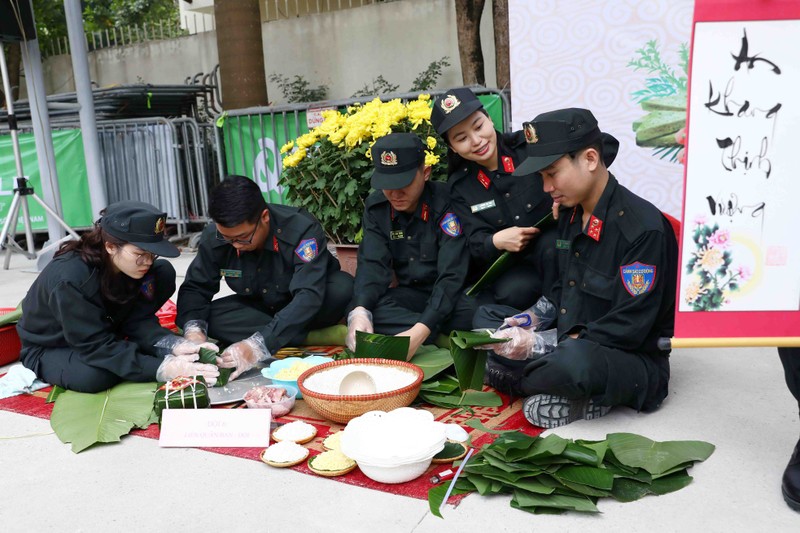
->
[782, 438, 800, 511]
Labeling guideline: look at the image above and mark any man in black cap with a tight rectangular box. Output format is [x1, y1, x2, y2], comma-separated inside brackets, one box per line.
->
[177, 175, 353, 380]
[18, 201, 220, 392]
[476, 108, 678, 428]
[345, 133, 474, 359]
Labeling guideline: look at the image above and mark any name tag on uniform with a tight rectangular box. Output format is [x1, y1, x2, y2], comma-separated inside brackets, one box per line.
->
[390, 230, 405, 240]
[220, 269, 242, 278]
[556, 239, 571, 250]
[470, 200, 496, 213]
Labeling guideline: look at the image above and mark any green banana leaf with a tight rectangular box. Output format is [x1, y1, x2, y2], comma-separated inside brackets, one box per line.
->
[511, 489, 599, 514]
[449, 330, 507, 391]
[466, 211, 555, 296]
[464, 417, 515, 435]
[50, 382, 158, 453]
[553, 465, 615, 491]
[198, 347, 233, 387]
[46, 385, 66, 404]
[610, 470, 693, 502]
[0, 303, 22, 326]
[419, 389, 502, 408]
[411, 346, 454, 380]
[428, 479, 473, 518]
[419, 374, 460, 393]
[300, 324, 347, 346]
[607, 433, 715, 476]
[355, 331, 409, 361]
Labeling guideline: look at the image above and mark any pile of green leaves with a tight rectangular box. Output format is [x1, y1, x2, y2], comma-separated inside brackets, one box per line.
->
[429, 431, 714, 517]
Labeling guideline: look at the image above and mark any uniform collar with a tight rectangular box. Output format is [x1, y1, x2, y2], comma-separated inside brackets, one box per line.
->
[391, 184, 433, 223]
[575, 173, 618, 242]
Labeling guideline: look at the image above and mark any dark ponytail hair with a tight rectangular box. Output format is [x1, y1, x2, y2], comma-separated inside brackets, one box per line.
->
[57, 210, 140, 304]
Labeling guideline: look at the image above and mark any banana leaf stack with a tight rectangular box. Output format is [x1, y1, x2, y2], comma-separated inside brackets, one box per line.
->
[429, 431, 714, 516]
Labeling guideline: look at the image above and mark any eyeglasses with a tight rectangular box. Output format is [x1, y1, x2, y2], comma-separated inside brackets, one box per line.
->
[216, 219, 260, 245]
[122, 247, 158, 266]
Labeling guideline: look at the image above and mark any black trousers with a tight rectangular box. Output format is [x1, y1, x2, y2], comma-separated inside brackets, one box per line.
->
[207, 270, 353, 347]
[371, 286, 477, 341]
[23, 261, 174, 394]
[779, 347, 800, 413]
[474, 303, 669, 411]
[477, 224, 559, 309]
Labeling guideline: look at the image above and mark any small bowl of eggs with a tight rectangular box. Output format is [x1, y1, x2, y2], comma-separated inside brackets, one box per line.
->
[262, 355, 332, 399]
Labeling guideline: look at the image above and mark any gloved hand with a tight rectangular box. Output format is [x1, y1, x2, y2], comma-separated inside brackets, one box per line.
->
[182, 319, 210, 345]
[155, 335, 219, 357]
[217, 332, 269, 381]
[483, 327, 558, 360]
[346, 307, 373, 351]
[156, 354, 220, 386]
[499, 297, 557, 331]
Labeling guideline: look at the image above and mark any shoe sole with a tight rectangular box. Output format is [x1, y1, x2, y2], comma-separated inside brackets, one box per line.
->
[783, 487, 800, 512]
[524, 394, 611, 429]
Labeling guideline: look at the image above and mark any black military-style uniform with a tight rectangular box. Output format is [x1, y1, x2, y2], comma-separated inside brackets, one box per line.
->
[448, 130, 556, 308]
[17, 252, 175, 393]
[350, 182, 475, 336]
[478, 174, 678, 410]
[177, 204, 353, 354]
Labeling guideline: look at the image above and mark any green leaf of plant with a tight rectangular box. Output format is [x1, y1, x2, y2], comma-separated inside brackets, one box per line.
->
[198, 347, 233, 387]
[449, 330, 495, 391]
[419, 374, 459, 393]
[411, 346, 454, 380]
[50, 382, 158, 453]
[419, 390, 502, 408]
[511, 489, 599, 513]
[607, 433, 715, 475]
[553, 465, 615, 490]
[46, 385, 66, 404]
[464, 417, 515, 435]
[427, 482, 470, 518]
[355, 331, 409, 360]
[512, 433, 569, 462]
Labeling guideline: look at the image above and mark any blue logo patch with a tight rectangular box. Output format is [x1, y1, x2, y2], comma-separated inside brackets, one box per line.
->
[440, 212, 462, 237]
[295, 238, 318, 263]
[620, 262, 656, 296]
[139, 274, 155, 301]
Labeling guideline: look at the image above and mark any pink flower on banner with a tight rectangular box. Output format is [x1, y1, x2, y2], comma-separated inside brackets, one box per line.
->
[675, 127, 687, 146]
[735, 265, 751, 283]
[708, 229, 731, 250]
[694, 215, 706, 226]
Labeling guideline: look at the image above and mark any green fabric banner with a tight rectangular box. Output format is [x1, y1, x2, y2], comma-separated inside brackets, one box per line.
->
[0, 129, 94, 232]
[220, 94, 507, 206]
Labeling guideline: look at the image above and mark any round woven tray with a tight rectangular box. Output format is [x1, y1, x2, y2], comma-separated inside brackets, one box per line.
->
[272, 425, 317, 444]
[307, 454, 358, 477]
[431, 441, 468, 464]
[259, 447, 309, 468]
[297, 358, 424, 424]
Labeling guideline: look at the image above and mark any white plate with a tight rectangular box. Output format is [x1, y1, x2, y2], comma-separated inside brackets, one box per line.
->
[207, 365, 272, 405]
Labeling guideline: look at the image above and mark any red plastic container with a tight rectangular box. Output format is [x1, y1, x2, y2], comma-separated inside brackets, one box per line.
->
[0, 308, 22, 366]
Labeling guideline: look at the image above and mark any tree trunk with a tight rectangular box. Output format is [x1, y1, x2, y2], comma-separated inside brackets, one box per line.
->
[213, 0, 268, 109]
[1, 43, 22, 108]
[492, 0, 510, 90]
[455, 0, 486, 86]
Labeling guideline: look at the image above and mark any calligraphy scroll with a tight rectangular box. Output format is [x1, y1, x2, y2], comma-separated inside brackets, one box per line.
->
[674, 0, 800, 344]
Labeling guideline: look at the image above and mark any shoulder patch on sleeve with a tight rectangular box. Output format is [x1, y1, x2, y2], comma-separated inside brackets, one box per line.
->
[439, 212, 462, 237]
[620, 262, 656, 296]
[139, 274, 155, 301]
[295, 238, 318, 262]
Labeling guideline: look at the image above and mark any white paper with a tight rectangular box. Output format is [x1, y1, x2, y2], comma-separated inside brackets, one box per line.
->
[159, 409, 271, 448]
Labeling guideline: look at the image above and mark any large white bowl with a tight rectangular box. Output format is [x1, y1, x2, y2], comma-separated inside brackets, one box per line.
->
[355, 457, 434, 484]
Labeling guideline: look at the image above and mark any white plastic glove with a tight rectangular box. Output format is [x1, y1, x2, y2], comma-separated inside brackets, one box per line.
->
[346, 307, 373, 351]
[156, 355, 220, 386]
[156, 335, 219, 357]
[182, 319, 210, 345]
[218, 332, 269, 381]
[487, 327, 558, 360]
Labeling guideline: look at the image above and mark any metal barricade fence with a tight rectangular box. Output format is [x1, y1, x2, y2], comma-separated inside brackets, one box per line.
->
[214, 87, 511, 205]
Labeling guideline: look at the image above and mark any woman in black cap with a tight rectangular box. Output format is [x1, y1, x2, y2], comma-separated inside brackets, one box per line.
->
[431, 87, 556, 308]
[17, 201, 219, 393]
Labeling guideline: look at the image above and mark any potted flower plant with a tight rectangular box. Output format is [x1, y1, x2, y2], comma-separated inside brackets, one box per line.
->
[279, 95, 446, 272]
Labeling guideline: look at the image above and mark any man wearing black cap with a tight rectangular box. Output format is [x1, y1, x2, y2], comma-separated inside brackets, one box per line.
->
[478, 108, 678, 428]
[345, 133, 473, 359]
[177, 175, 353, 380]
[18, 201, 220, 392]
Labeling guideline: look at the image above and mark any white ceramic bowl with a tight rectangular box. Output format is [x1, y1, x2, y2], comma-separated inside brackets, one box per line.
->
[355, 456, 434, 484]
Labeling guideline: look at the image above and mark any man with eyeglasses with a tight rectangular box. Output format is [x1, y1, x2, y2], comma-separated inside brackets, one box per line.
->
[177, 175, 354, 380]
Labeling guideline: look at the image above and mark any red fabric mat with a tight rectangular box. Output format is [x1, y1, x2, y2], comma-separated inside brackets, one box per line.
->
[0, 379, 542, 503]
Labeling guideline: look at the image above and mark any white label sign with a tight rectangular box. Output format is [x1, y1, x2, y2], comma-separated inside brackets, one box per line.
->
[306, 106, 335, 129]
[159, 409, 271, 448]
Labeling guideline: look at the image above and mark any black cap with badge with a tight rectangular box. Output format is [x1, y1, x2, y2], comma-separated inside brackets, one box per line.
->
[430, 87, 485, 137]
[100, 201, 180, 258]
[513, 108, 620, 176]
[370, 133, 426, 190]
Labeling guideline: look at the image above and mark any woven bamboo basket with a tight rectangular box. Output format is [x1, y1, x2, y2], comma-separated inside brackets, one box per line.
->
[297, 358, 424, 424]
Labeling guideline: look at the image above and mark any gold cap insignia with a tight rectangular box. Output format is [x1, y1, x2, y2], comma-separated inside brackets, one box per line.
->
[440, 94, 461, 114]
[381, 151, 398, 166]
[154, 217, 165, 234]
[524, 123, 539, 144]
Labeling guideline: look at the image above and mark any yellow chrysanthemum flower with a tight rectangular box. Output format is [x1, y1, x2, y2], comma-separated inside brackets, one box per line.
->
[282, 147, 307, 168]
[280, 140, 294, 154]
[426, 136, 437, 150]
[296, 132, 320, 149]
[424, 151, 440, 166]
[417, 94, 431, 101]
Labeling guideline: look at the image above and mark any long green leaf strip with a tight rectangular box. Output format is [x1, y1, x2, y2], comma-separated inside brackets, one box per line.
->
[428, 431, 714, 516]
